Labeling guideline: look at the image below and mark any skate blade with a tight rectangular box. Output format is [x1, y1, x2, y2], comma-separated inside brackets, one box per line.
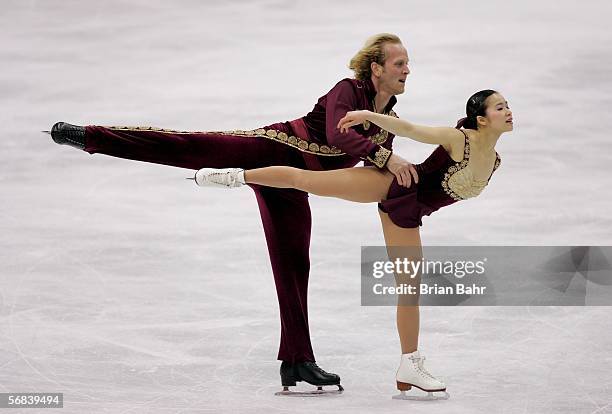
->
[275, 384, 344, 397]
[393, 389, 449, 401]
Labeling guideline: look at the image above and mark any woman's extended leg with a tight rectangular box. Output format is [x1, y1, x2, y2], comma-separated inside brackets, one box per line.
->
[244, 166, 394, 203]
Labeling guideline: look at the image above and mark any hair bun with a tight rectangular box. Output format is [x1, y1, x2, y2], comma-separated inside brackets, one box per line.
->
[455, 117, 467, 129]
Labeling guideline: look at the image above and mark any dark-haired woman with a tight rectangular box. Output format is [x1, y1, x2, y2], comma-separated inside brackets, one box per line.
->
[193, 90, 513, 399]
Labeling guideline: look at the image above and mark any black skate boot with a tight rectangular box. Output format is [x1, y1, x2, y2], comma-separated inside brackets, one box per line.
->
[47, 122, 86, 149]
[276, 361, 343, 396]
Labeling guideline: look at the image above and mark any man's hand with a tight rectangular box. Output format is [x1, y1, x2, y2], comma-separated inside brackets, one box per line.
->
[386, 153, 418, 188]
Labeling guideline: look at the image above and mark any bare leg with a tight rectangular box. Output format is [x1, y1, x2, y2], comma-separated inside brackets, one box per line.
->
[378, 210, 422, 354]
[244, 166, 394, 203]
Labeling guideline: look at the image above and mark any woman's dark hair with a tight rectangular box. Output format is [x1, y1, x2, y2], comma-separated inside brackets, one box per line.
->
[456, 89, 498, 129]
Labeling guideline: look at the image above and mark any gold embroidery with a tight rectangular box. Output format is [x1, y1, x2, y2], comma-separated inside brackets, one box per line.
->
[104, 123, 395, 158]
[367, 146, 392, 168]
[446, 169, 488, 199]
[441, 134, 501, 201]
[368, 110, 397, 144]
[214, 128, 345, 156]
[368, 128, 388, 145]
[106, 125, 197, 134]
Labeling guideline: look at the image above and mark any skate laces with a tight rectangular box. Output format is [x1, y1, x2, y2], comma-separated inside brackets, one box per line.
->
[305, 362, 329, 375]
[410, 355, 437, 380]
[209, 170, 239, 186]
[213, 171, 234, 186]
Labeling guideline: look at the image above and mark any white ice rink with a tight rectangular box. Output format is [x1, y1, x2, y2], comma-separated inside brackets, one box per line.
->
[1, 0, 611, 412]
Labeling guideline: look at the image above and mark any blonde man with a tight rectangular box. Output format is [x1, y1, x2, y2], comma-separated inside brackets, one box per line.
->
[47, 33, 415, 395]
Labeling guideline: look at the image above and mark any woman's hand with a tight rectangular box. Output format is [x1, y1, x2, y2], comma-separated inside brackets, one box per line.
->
[337, 110, 371, 133]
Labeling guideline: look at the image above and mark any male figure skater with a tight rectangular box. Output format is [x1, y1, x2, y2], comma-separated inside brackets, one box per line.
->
[48, 33, 416, 394]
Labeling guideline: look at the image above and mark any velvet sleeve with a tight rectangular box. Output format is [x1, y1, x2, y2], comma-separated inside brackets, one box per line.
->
[325, 80, 392, 168]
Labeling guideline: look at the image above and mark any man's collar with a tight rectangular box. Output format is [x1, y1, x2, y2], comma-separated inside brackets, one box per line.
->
[365, 78, 398, 113]
[364, 78, 377, 100]
[386, 95, 398, 112]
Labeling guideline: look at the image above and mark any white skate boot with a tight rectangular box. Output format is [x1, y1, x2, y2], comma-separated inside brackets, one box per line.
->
[193, 168, 245, 188]
[392, 350, 449, 401]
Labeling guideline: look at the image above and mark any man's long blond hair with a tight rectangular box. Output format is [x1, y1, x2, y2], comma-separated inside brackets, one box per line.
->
[349, 33, 402, 81]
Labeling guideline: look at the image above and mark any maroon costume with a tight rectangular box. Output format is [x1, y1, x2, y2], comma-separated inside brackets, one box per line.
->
[379, 129, 501, 228]
[83, 78, 397, 363]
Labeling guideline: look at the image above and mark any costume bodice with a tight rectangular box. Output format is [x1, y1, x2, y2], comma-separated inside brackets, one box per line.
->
[375, 128, 503, 228]
[440, 129, 501, 201]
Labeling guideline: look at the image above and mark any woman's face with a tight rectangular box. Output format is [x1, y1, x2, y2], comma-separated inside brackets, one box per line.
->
[481, 93, 513, 132]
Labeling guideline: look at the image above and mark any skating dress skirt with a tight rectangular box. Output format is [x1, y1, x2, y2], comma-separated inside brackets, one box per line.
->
[378, 130, 501, 228]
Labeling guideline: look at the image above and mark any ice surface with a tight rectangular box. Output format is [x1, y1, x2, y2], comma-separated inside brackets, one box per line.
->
[1, 0, 611, 413]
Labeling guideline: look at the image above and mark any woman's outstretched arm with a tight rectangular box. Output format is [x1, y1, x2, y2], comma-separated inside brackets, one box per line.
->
[338, 110, 463, 150]
[245, 166, 394, 203]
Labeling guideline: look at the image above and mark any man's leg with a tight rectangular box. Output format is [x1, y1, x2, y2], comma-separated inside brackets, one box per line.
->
[252, 185, 341, 391]
[50, 122, 340, 386]
[251, 185, 315, 362]
[83, 125, 318, 359]
[83, 125, 292, 170]
[52, 124, 319, 356]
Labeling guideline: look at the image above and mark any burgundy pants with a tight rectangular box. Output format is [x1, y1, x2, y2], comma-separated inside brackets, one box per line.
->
[85, 123, 316, 362]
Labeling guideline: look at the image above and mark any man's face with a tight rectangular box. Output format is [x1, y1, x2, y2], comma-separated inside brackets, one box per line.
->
[377, 43, 410, 96]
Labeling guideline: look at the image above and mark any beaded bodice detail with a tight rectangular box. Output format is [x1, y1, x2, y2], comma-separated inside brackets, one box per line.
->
[441, 131, 501, 201]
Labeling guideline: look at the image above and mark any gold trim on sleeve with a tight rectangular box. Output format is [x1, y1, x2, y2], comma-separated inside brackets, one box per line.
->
[367, 146, 392, 168]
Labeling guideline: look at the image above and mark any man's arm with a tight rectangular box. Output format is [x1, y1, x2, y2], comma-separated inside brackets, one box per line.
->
[324, 80, 392, 168]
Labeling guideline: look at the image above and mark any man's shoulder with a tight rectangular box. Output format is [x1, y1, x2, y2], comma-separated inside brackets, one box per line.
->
[326, 78, 370, 97]
[332, 77, 366, 89]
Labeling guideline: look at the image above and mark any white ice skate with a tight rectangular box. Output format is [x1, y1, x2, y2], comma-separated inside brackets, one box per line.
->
[191, 167, 245, 188]
[392, 350, 449, 401]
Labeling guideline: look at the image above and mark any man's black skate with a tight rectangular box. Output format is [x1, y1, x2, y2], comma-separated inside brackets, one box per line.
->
[275, 361, 343, 396]
[45, 122, 86, 149]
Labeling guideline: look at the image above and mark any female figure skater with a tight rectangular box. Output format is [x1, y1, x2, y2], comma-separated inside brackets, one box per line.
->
[193, 89, 513, 400]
